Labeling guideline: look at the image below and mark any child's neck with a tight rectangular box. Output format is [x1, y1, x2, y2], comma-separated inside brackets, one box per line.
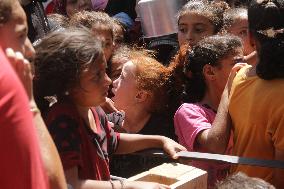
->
[200, 90, 219, 112]
[122, 108, 151, 134]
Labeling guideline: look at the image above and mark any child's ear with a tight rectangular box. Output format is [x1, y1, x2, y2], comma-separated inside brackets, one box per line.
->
[135, 90, 149, 103]
[203, 64, 216, 81]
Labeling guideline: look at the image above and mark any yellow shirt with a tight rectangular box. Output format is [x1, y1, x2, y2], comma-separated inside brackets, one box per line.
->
[229, 66, 284, 182]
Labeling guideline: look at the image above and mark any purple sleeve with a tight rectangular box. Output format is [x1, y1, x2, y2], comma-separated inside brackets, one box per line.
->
[174, 104, 212, 151]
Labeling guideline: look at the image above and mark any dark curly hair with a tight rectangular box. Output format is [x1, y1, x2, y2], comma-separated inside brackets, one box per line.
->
[33, 27, 103, 113]
[183, 34, 242, 103]
[248, 0, 284, 80]
[69, 10, 115, 39]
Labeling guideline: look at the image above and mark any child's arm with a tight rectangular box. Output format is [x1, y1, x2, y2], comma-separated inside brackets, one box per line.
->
[65, 167, 170, 189]
[196, 63, 247, 154]
[115, 134, 186, 159]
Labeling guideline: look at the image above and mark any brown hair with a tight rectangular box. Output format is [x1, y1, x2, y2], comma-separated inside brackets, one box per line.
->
[69, 10, 115, 39]
[0, 0, 15, 24]
[215, 172, 275, 189]
[222, 8, 248, 32]
[34, 27, 104, 113]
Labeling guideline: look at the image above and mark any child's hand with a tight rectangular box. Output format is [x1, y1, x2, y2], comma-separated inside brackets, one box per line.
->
[124, 181, 170, 189]
[101, 97, 118, 113]
[161, 137, 186, 159]
[226, 63, 248, 94]
[5, 48, 33, 101]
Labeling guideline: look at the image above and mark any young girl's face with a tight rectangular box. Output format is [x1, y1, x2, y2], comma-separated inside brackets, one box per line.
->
[66, 0, 92, 17]
[70, 56, 112, 107]
[111, 61, 138, 111]
[178, 13, 215, 47]
[93, 28, 114, 62]
[211, 47, 244, 95]
[226, 15, 255, 56]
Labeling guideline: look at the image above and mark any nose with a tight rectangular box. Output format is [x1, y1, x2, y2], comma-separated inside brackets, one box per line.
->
[185, 30, 194, 45]
[112, 78, 118, 88]
[24, 38, 35, 60]
[105, 73, 112, 87]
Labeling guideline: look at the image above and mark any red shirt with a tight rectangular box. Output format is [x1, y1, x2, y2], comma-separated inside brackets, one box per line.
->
[0, 48, 48, 189]
[45, 100, 120, 181]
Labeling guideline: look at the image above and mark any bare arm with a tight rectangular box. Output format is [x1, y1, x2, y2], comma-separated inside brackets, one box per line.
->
[31, 102, 68, 189]
[116, 134, 186, 159]
[195, 63, 247, 154]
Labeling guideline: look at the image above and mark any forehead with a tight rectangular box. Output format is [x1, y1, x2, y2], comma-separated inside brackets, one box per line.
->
[8, 1, 27, 28]
[227, 18, 248, 32]
[222, 47, 244, 60]
[93, 28, 113, 40]
[179, 12, 213, 26]
[122, 61, 136, 74]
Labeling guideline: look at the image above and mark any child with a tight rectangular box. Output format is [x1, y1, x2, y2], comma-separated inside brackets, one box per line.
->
[70, 11, 117, 113]
[168, 0, 229, 114]
[69, 11, 115, 62]
[174, 35, 244, 188]
[109, 48, 176, 178]
[222, 8, 256, 65]
[34, 28, 185, 189]
[177, 0, 229, 47]
[52, 0, 93, 17]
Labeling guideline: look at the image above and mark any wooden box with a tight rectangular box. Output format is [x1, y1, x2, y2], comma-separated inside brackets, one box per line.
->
[127, 163, 207, 189]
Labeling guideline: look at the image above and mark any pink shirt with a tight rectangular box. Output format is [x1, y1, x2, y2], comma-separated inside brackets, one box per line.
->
[174, 103, 233, 188]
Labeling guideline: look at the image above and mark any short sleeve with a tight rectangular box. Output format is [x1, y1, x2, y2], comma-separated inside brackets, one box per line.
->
[174, 104, 212, 151]
[47, 115, 82, 169]
[106, 121, 120, 155]
[94, 107, 120, 156]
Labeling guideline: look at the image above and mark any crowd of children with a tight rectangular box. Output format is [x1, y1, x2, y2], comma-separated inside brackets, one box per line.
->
[0, 0, 283, 189]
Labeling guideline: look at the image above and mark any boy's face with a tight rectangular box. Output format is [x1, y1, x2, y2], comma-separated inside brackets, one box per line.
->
[0, 0, 34, 59]
[226, 16, 255, 55]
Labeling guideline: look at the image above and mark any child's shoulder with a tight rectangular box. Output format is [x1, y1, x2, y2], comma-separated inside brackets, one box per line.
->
[45, 100, 79, 122]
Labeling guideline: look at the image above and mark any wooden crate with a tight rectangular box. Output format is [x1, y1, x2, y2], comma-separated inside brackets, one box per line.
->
[127, 163, 207, 189]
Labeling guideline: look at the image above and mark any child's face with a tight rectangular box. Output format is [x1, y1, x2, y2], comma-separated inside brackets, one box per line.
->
[226, 16, 255, 55]
[110, 58, 128, 81]
[93, 29, 114, 62]
[113, 24, 125, 49]
[0, 0, 34, 59]
[66, 0, 92, 17]
[178, 13, 215, 47]
[211, 47, 244, 96]
[70, 56, 112, 107]
[111, 61, 138, 111]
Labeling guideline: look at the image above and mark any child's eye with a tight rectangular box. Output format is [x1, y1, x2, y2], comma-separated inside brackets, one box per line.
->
[239, 30, 248, 37]
[194, 27, 205, 33]
[234, 57, 245, 64]
[178, 27, 187, 34]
